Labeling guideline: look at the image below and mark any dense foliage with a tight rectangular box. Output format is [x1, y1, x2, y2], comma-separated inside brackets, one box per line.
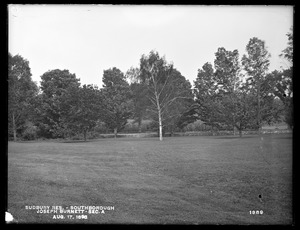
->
[8, 29, 293, 140]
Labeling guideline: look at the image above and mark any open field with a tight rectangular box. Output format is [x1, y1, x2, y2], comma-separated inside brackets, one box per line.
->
[7, 134, 293, 224]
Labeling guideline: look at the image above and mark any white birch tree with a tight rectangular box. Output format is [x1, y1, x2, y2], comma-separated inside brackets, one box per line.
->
[138, 51, 193, 141]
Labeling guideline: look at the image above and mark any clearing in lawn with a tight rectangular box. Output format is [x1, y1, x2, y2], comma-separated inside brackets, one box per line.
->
[7, 134, 293, 224]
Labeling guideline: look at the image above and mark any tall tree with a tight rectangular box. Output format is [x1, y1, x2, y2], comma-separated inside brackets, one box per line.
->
[129, 82, 148, 132]
[275, 27, 293, 128]
[214, 47, 241, 135]
[225, 69, 283, 137]
[242, 37, 271, 134]
[220, 83, 258, 137]
[149, 69, 194, 136]
[266, 69, 293, 128]
[38, 69, 80, 138]
[280, 27, 293, 65]
[59, 84, 102, 141]
[127, 67, 149, 132]
[214, 48, 240, 93]
[231, 90, 257, 136]
[8, 53, 38, 141]
[101, 67, 133, 138]
[138, 51, 193, 141]
[194, 62, 222, 131]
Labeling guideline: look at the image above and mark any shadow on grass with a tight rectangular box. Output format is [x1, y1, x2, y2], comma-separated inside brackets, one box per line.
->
[62, 137, 162, 143]
[14, 139, 103, 144]
[13, 133, 292, 144]
[61, 140, 95, 143]
[215, 133, 293, 140]
[214, 135, 258, 139]
[272, 135, 293, 140]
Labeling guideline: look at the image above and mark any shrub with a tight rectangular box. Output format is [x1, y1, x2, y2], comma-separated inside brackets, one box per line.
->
[21, 122, 38, 140]
[183, 120, 206, 132]
[94, 121, 110, 134]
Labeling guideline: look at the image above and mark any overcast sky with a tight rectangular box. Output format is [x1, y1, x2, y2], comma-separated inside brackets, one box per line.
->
[8, 5, 293, 87]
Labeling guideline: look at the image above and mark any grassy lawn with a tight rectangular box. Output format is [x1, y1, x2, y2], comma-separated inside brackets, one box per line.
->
[7, 134, 293, 224]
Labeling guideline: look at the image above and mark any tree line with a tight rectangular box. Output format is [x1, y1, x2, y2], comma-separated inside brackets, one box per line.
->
[8, 30, 293, 141]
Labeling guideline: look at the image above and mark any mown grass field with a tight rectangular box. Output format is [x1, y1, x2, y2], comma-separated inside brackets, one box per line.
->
[7, 134, 293, 224]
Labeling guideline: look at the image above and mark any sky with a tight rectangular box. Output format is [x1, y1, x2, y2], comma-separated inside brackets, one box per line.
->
[8, 5, 293, 87]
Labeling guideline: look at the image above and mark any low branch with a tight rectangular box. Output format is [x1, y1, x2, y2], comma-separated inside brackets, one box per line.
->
[146, 95, 158, 108]
[146, 107, 159, 114]
[157, 68, 173, 98]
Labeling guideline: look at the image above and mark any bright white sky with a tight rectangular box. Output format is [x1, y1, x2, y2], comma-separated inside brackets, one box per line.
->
[8, 5, 293, 87]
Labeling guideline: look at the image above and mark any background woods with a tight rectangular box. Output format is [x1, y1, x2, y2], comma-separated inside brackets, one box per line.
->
[8, 29, 293, 141]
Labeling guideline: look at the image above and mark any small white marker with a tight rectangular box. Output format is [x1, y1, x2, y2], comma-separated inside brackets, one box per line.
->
[5, 212, 14, 223]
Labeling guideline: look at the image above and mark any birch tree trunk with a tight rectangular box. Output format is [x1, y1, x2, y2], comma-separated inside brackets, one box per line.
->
[154, 88, 163, 141]
[158, 109, 163, 141]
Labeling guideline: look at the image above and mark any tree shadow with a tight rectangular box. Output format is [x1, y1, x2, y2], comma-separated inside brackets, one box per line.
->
[60, 139, 100, 143]
[214, 135, 258, 139]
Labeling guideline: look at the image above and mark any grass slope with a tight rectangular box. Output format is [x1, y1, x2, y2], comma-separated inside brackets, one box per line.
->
[7, 134, 293, 224]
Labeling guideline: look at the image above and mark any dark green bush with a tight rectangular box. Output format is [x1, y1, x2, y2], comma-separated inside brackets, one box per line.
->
[21, 122, 38, 140]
